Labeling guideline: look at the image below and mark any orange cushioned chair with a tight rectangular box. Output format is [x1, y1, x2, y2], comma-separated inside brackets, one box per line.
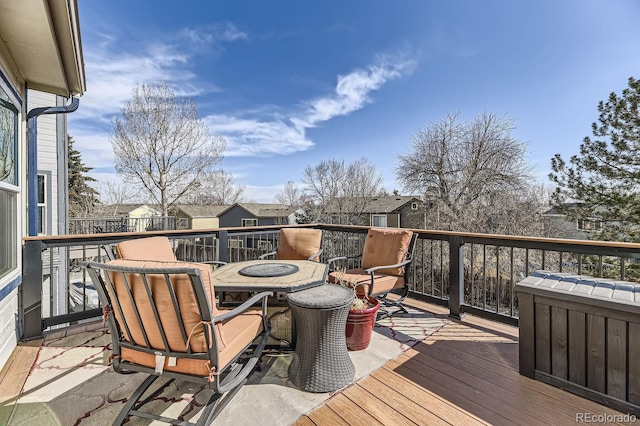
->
[258, 228, 323, 262]
[104, 236, 226, 267]
[327, 228, 417, 317]
[85, 259, 271, 425]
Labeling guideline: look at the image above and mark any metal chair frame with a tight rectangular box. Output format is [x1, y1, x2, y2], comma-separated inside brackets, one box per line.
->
[327, 232, 418, 318]
[85, 261, 271, 425]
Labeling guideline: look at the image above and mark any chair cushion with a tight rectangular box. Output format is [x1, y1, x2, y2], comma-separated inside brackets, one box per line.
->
[277, 228, 322, 261]
[114, 236, 176, 261]
[106, 259, 227, 354]
[361, 228, 413, 276]
[120, 308, 264, 376]
[328, 268, 406, 296]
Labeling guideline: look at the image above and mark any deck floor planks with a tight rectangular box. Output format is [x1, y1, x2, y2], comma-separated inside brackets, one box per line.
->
[324, 393, 384, 426]
[402, 345, 587, 424]
[423, 334, 633, 419]
[294, 300, 634, 426]
[341, 383, 420, 426]
[306, 404, 350, 426]
[368, 368, 489, 426]
[386, 355, 542, 425]
[355, 375, 452, 426]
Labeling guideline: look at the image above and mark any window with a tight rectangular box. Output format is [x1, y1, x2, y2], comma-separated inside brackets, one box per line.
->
[228, 239, 244, 249]
[577, 219, 602, 232]
[0, 82, 19, 280]
[241, 218, 257, 227]
[411, 202, 419, 210]
[372, 214, 387, 227]
[37, 174, 47, 234]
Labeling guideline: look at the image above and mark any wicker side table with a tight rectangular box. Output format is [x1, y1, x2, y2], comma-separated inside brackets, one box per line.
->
[287, 284, 355, 392]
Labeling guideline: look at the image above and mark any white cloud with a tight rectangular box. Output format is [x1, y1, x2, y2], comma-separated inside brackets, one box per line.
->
[297, 58, 414, 127]
[206, 115, 312, 157]
[180, 23, 248, 44]
[71, 25, 415, 176]
[208, 56, 415, 157]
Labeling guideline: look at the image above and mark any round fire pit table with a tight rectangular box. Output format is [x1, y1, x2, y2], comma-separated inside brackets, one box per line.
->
[287, 284, 355, 392]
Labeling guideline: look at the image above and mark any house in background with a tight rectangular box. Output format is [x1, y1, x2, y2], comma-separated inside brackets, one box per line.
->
[542, 204, 601, 240]
[217, 203, 295, 228]
[0, 0, 85, 371]
[172, 204, 227, 230]
[325, 196, 425, 228]
[69, 203, 172, 233]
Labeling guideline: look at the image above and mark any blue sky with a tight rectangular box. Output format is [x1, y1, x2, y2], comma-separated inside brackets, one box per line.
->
[70, 0, 640, 202]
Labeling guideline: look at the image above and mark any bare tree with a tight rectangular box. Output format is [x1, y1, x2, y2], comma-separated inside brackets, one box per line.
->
[94, 178, 143, 215]
[110, 83, 225, 215]
[274, 180, 304, 207]
[302, 157, 385, 224]
[183, 170, 245, 205]
[397, 112, 539, 234]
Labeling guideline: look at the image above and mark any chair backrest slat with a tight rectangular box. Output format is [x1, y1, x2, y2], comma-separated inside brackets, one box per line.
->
[118, 270, 153, 349]
[161, 272, 191, 351]
[139, 273, 172, 352]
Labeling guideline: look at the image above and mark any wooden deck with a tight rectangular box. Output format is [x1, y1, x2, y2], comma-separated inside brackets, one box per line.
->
[294, 300, 635, 426]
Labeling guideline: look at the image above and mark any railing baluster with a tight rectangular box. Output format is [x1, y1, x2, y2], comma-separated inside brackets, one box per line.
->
[510, 246, 515, 317]
[483, 245, 487, 311]
[448, 236, 464, 319]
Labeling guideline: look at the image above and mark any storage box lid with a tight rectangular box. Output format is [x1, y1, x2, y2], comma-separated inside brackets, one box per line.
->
[516, 270, 640, 313]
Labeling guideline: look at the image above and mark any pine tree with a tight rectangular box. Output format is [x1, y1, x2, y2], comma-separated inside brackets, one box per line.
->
[550, 77, 640, 242]
[68, 135, 99, 217]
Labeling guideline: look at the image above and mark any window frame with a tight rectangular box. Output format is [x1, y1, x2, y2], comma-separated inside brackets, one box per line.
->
[241, 218, 258, 227]
[577, 218, 603, 232]
[0, 74, 21, 283]
[37, 173, 49, 235]
[371, 214, 388, 228]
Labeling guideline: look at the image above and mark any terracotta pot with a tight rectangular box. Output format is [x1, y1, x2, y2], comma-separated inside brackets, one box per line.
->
[345, 295, 380, 351]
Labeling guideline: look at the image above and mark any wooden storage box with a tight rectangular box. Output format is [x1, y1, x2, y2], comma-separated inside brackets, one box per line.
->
[516, 271, 640, 415]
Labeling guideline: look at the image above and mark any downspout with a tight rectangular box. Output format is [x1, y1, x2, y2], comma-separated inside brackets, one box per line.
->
[26, 97, 80, 236]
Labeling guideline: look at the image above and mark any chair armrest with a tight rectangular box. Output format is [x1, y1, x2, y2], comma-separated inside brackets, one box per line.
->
[213, 291, 273, 322]
[307, 248, 323, 261]
[364, 258, 412, 274]
[201, 260, 227, 266]
[327, 254, 361, 269]
[258, 251, 277, 260]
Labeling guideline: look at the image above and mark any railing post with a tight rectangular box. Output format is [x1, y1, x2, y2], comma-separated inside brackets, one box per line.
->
[449, 236, 465, 319]
[219, 230, 229, 263]
[22, 239, 44, 339]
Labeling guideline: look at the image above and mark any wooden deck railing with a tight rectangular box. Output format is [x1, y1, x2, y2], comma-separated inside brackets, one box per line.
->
[21, 223, 640, 339]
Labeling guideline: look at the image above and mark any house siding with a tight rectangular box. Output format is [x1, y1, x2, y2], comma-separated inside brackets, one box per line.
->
[192, 217, 219, 229]
[218, 205, 254, 228]
[30, 90, 59, 236]
[399, 204, 425, 229]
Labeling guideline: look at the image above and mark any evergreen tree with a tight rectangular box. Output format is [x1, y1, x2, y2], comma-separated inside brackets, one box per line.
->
[550, 77, 640, 242]
[68, 135, 99, 217]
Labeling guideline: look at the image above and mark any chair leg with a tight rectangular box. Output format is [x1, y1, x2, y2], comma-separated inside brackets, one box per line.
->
[196, 378, 248, 426]
[114, 374, 164, 425]
[376, 286, 410, 319]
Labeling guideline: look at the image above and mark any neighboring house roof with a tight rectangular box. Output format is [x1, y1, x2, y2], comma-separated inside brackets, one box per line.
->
[173, 204, 228, 218]
[325, 196, 422, 214]
[219, 203, 291, 218]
